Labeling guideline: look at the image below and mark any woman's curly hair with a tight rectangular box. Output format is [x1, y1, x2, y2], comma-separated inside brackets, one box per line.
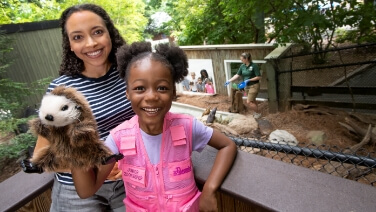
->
[59, 4, 125, 76]
[116, 42, 189, 84]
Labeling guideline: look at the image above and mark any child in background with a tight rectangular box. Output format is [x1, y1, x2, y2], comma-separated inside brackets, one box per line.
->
[189, 72, 198, 92]
[71, 42, 237, 212]
[205, 78, 215, 94]
[196, 77, 205, 92]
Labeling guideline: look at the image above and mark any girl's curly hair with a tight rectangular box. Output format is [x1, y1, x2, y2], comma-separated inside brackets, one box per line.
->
[116, 42, 189, 84]
[59, 4, 125, 76]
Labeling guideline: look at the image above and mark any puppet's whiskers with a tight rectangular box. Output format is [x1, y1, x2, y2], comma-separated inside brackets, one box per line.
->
[69, 108, 81, 122]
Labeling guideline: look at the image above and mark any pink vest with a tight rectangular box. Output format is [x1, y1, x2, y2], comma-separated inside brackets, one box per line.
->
[205, 84, 214, 94]
[111, 112, 201, 212]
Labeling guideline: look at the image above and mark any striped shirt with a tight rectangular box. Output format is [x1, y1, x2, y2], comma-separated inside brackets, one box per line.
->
[47, 65, 135, 185]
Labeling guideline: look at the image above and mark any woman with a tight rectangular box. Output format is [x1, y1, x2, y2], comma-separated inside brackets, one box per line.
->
[32, 4, 135, 211]
[200, 69, 212, 85]
[225, 52, 261, 118]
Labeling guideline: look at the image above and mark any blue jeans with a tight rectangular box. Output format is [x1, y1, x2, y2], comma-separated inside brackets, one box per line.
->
[50, 177, 125, 212]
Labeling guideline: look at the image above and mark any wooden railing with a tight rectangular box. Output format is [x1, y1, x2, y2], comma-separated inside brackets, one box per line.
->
[1, 146, 376, 212]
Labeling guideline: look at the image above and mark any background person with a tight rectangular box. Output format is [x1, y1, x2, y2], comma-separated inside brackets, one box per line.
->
[189, 71, 198, 92]
[205, 78, 215, 94]
[180, 75, 190, 91]
[31, 4, 135, 211]
[71, 42, 237, 211]
[200, 69, 212, 85]
[196, 77, 205, 92]
[225, 52, 261, 118]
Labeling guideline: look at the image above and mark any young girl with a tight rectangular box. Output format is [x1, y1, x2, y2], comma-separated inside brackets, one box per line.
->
[72, 42, 237, 211]
[205, 78, 215, 94]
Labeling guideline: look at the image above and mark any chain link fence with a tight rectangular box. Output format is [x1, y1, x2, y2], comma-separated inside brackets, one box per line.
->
[229, 136, 376, 186]
[273, 43, 376, 113]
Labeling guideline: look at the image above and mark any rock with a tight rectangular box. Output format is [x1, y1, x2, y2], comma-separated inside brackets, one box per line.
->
[227, 114, 258, 135]
[257, 119, 274, 135]
[268, 129, 298, 146]
[306, 130, 326, 146]
[211, 123, 239, 136]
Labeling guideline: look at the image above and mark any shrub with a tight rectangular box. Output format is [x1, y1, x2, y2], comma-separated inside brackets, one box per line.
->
[0, 133, 36, 159]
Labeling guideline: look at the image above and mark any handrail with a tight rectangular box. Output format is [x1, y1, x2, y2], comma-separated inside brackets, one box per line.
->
[0, 171, 54, 212]
[192, 146, 376, 212]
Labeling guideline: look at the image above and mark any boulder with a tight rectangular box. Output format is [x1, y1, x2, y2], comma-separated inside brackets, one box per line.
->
[268, 129, 298, 146]
[228, 114, 258, 135]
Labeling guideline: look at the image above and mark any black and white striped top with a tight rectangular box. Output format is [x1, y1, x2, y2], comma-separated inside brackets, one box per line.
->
[47, 65, 135, 185]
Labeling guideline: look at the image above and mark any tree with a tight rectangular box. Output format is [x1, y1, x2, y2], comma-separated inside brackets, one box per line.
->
[0, 0, 148, 43]
[163, 0, 266, 45]
[265, 0, 366, 63]
[335, 0, 376, 44]
[0, 0, 62, 23]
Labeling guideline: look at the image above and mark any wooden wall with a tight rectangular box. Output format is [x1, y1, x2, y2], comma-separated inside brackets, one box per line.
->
[1, 20, 61, 106]
[180, 44, 276, 95]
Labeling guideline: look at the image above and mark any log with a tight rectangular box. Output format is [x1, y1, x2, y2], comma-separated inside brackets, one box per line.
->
[343, 117, 376, 145]
[229, 88, 245, 113]
[344, 124, 372, 154]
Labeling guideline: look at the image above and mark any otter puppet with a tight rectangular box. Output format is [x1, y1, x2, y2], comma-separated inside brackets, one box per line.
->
[22, 85, 121, 173]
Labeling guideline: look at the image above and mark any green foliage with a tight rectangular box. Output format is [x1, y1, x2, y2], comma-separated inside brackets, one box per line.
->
[0, 133, 36, 159]
[162, 0, 267, 45]
[335, 2, 376, 44]
[0, 0, 63, 23]
[265, 0, 365, 63]
[1, 0, 148, 43]
[79, 0, 148, 43]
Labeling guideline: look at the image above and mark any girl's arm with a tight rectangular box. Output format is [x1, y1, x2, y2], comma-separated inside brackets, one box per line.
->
[199, 130, 237, 211]
[71, 162, 115, 198]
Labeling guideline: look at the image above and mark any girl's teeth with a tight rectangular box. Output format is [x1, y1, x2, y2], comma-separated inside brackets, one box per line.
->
[144, 108, 158, 112]
[87, 50, 101, 56]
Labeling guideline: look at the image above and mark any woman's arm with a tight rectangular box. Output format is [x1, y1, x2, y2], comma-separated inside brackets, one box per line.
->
[71, 162, 115, 199]
[226, 74, 240, 84]
[199, 130, 237, 211]
[246, 75, 262, 83]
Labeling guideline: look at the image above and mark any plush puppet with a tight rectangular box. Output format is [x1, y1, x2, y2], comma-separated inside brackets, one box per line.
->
[24, 85, 116, 172]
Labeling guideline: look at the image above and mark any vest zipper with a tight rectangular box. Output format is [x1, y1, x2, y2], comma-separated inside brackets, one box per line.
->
[155, 166, 165, 211]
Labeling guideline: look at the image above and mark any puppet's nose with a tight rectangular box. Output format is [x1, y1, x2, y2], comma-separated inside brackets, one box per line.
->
[45, 114, 54, 121]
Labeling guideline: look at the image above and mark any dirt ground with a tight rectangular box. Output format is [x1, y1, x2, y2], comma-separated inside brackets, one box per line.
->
[0, 93, 370, 183]
[174, 93, 361, 149]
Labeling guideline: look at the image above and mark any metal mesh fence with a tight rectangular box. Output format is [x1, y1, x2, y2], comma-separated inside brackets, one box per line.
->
[229, 136, 376, 186]
[273, 43, 376, 113]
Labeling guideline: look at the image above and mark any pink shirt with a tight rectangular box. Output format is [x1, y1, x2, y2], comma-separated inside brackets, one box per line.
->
[205, 84, 215, 94]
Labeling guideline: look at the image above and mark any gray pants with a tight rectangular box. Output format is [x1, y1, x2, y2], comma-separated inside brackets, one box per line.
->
[50, 177, 125, 212]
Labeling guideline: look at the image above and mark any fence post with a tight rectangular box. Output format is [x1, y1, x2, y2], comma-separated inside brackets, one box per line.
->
[264, 61, 278, 113]
[264, 44, 293, 112]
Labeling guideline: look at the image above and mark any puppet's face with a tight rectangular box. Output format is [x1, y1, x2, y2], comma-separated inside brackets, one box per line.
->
[38, 94, 81, 127]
